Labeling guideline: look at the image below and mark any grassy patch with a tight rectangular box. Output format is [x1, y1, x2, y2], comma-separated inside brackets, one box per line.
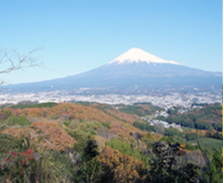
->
[106, 139, 142, 160]
[190, 137, 222, 152]
[181, 126, 194, 132]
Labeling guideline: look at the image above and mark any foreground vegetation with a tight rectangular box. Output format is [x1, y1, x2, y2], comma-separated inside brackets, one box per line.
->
[0, 102, 222, 183]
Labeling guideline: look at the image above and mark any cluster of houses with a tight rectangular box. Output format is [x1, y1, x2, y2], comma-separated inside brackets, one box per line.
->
[142, 115, 182, 132]
[154, 110, 169, 118]
[148, 119, 182, 131]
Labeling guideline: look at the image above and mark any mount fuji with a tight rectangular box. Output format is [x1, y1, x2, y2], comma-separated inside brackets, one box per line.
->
[2, 48, 222, 94]
[109, 48, 180, 65]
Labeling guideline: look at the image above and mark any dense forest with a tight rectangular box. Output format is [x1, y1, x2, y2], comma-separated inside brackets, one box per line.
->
[0, 102, 222, 183]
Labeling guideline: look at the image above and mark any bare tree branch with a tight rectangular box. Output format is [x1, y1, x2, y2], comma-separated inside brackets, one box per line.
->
[0, 48, 40, 85]
[0, 48, 40, 75]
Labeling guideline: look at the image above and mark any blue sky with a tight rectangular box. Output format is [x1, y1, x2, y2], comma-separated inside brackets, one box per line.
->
[0, 0, 222, 84]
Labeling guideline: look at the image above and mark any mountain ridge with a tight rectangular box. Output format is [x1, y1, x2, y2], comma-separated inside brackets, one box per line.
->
[1, 48, 222, 94]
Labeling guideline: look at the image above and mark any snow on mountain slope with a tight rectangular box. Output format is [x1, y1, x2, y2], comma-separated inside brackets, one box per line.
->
[109, 48, 180, 65]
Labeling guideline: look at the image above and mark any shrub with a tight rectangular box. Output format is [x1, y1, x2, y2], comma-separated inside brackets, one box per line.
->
[101, 122, 111, 129]
[185, 133, 197, 141]
[99, 146, 146, 183]
[7, 116, 31, 126]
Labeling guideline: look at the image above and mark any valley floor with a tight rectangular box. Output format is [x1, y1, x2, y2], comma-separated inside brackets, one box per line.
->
[0, 91, 221, 109]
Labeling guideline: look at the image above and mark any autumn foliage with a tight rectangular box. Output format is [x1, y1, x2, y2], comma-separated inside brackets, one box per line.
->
[31, 121, 76, 151]
[99, 146, 146, 183]
[0, 102, 222, 183]
[2, 121, 76, 151]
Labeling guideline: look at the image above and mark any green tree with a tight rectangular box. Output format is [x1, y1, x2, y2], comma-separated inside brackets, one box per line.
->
[145, 142, 200, 183]
[185, 133, 197, 141]
[74, 139, 102, 183]
[83, 140, 99, 160]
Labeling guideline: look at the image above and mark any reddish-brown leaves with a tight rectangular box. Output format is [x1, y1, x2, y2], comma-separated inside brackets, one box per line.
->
[31, 121, 76, 151]
[99, 146, 146, 183]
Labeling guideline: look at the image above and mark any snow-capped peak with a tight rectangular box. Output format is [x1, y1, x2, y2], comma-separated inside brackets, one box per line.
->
[109, 48, 180, 65]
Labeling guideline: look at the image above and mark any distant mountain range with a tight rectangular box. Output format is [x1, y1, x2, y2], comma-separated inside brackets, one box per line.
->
[1, 48, 222, 94]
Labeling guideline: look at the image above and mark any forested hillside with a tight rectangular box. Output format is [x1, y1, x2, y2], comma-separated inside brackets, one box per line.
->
[164, 103, 222, 131]
[0, 102, 222, 183]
